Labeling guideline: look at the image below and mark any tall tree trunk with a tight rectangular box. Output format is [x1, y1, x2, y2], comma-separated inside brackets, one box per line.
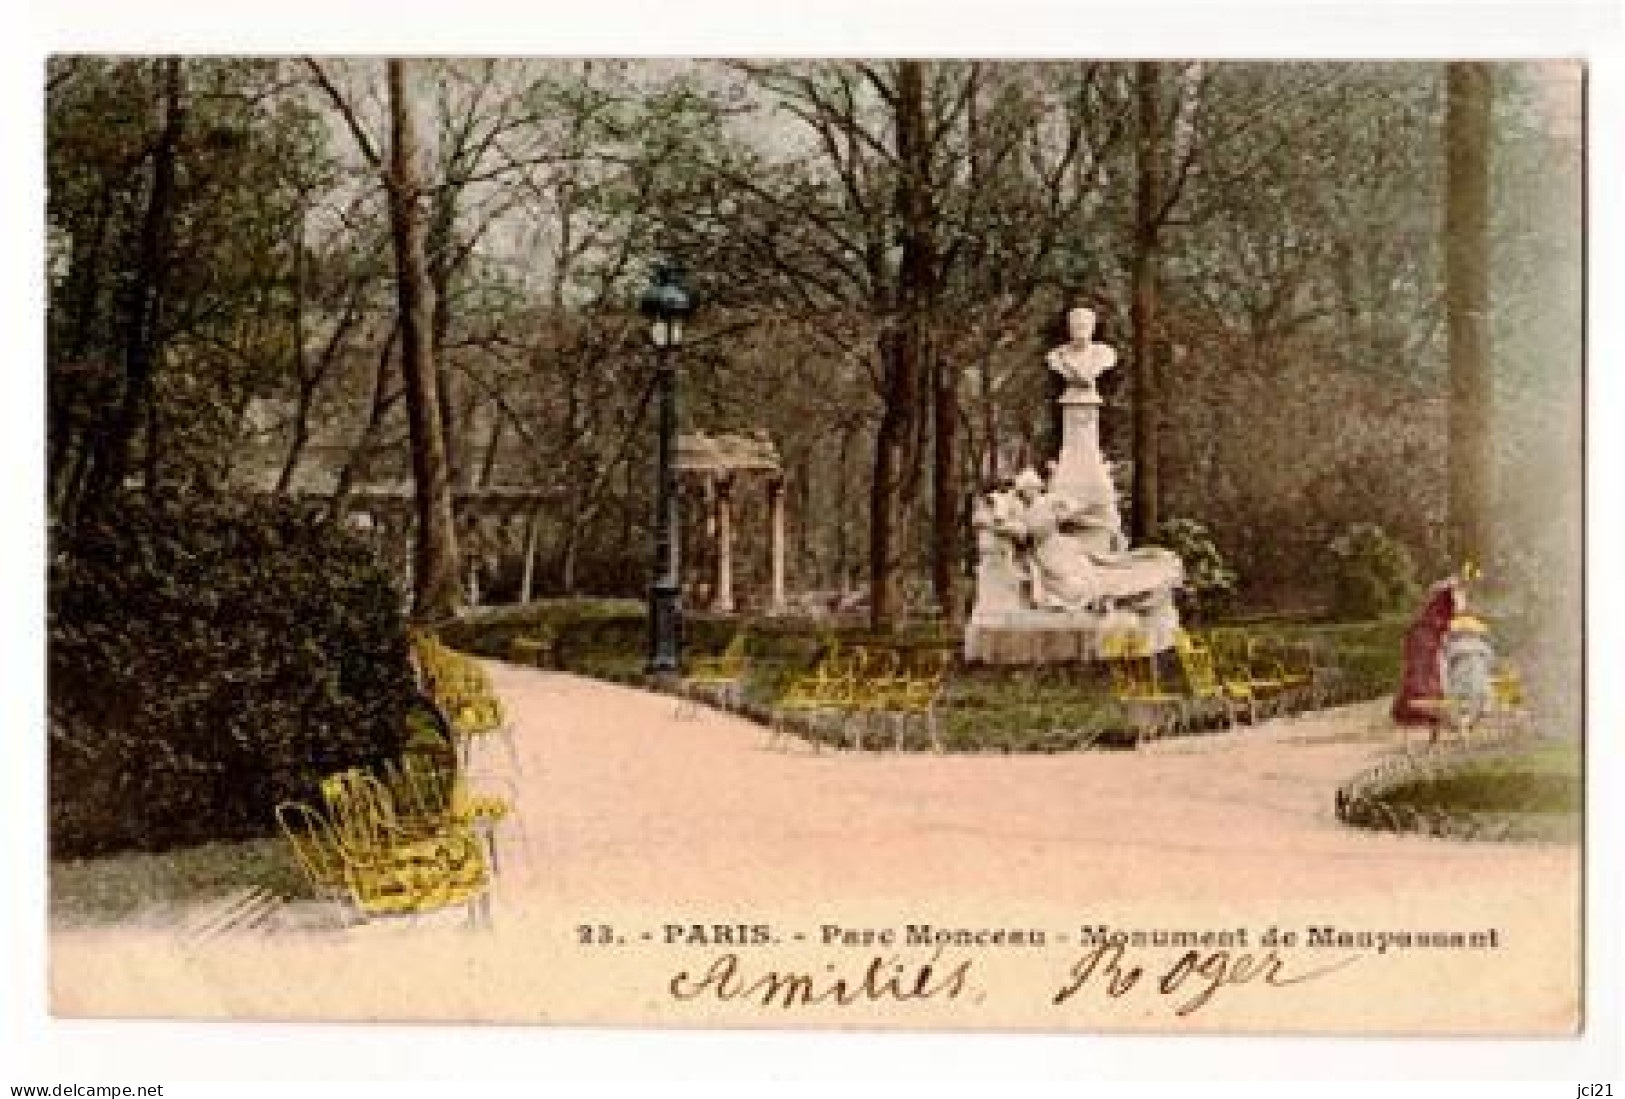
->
[977, 342, 1001, 485]
[328, 323, 400, 515]
[869, 359, 908, 629]
[1129, 61, 1164, 542]
[77, 57, 184, 523]
[834, 420, 852, 593]
[930, 352, 960, 621]
[49, 199, 111, 512]
[1445, 62, 1494, 568]
[141, 387, 162, 493]
[477, 413, 504, 487]
[520, 508, 541, 604]
[428, 202, 462, 488]
[275, 389, 315, 494]
[870, 60, 933, 630]
[387, 58, 462, 621]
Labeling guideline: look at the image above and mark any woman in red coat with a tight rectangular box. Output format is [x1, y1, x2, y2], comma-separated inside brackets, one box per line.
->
[1391, 573, 1464, 727]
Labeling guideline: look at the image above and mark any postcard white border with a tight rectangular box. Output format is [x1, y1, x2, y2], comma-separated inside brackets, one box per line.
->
[5, 0, 1622, 1086]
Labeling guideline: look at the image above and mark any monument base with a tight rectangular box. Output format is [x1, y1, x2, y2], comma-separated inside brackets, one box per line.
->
[963, 607, 1177, 665]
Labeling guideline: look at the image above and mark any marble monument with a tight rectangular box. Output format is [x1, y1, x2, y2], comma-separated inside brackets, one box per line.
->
[964, 307, 1185, 663]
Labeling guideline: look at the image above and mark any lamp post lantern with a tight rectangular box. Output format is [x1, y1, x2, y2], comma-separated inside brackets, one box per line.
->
[640, 260, 695, 678]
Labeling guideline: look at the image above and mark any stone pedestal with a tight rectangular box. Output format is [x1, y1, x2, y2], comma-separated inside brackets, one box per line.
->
[964, 605, 1177, 664]
[1050, 393, 1109, 508]
[965, 622, 1101, 664]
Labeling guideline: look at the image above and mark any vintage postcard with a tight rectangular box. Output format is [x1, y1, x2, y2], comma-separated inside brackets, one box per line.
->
[42, 56, 1585, 1038]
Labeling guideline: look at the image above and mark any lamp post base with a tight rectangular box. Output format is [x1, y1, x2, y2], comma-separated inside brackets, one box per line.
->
[648, 581, 683, 677]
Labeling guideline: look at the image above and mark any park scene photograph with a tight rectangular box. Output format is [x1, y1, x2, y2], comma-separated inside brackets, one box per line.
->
[44, 57, 1583, 1033]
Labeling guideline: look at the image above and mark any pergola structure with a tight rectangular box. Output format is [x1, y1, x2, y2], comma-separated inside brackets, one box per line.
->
[307, 430, 788, 613]
[675, 430, 786, 616]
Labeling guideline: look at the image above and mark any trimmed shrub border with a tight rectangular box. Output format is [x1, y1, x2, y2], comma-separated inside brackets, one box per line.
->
[446, 601, 1406, 753]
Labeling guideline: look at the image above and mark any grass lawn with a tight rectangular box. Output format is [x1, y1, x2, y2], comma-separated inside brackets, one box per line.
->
[447, 600, 1409, 752]
[51, 837, 310, 928]
[1380, 738, 1581, 817]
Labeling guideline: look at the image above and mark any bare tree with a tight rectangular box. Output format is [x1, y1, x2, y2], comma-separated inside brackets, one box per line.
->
[74, 58, 185, 524]
[386, 60, 464, 618]
[1444, 62, 1494, 567]
[1129, 61, 1165, 541]
[309, 58, 463, 618]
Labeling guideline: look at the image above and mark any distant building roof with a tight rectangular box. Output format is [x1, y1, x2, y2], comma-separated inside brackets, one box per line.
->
[675, 430, 780, 475]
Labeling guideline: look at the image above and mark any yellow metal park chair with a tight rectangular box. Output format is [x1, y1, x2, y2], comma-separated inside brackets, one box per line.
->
[316, 769, 492, 925]
[1172, 629, 1243, 729]
[842, 645, 905, 751]
[1248, 633, 1307, 716]
[1101, 630, 1187, 742]
[412, 634, 522, 773]
[769, 641, 859, 750]
[275, 800, 354, 914]
[1205, 629, 1286, 722]
[1486, 661, 1533, 738]
[1272, 637, 1329, 711]
[681, 630, 752, 712]
[878, 647, 953, 752]
[383, 752, 525, 877]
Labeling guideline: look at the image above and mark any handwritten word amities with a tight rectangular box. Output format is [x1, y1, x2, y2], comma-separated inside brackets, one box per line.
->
[670, 950, 975, 1010]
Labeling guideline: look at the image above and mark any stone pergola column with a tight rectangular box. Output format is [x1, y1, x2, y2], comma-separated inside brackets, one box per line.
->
[768, 475, 787, 615]
[712, 474, 735, 613]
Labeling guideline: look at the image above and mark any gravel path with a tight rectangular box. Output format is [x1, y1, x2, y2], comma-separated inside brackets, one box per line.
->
[50, 664, 1580, 1033]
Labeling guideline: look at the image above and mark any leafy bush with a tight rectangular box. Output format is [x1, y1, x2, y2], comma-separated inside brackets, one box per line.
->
[1150, 517, 1238, 623]
[1326, 522, 1420, 621]
[48, 491, 416, 856]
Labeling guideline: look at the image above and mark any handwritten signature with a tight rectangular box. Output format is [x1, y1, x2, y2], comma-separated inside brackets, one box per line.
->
[1052, 942, 1361, 1016]
[666, 943, 1359, 1015]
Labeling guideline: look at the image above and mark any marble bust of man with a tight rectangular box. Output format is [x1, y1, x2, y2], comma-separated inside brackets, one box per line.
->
[1046, 306, 1118, 395]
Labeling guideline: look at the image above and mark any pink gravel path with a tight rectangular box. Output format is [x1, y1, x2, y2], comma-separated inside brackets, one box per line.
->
[506, 666, 1571, 906]
[49, 663, 1580, 1032]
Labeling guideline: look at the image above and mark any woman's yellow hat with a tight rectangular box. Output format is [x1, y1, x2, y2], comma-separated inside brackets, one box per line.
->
[1449, 614, 1490, 634]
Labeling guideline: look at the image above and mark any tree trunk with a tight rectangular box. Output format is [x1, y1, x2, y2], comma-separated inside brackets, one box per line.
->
[387, 58, 462, 621]
[275, 388, 315, 494]
[1129, 61, 1164, 542]
[869, 60, 934, 631]
[520, 508, 541, 604]
[477, 413, 504, 487]
[834, 421, 852, 593]
[49, 198, 112, 513]
[428, 202, 463, 488]
[978, 342, 1000, 485]
[1445, 62, 1494, 568]
[328, 323, 399, 515]
[930, 352, 961, 621]
[77, 57, 184, 522]
[869, 373, 909, 629]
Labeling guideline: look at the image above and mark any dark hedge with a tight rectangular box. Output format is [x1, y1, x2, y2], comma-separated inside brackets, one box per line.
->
[48, 491, 416, 856]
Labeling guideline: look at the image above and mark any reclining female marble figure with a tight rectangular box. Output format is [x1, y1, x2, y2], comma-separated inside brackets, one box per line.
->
[1052, 494, 1182, 609]
[1002, 469, 1182, 614]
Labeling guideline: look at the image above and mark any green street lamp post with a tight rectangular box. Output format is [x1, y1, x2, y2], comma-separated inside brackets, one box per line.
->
[639, 261, 695, 678]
